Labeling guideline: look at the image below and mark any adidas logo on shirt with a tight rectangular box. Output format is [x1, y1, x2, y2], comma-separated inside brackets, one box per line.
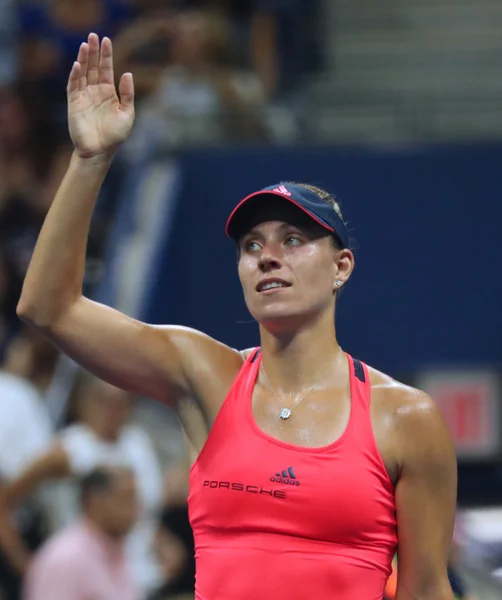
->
[270, 467, 300, 486]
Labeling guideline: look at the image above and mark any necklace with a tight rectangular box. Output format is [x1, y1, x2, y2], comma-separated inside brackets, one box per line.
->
[260, 363, 331, 420]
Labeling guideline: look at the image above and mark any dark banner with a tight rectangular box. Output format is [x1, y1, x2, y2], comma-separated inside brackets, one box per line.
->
[144, 143, 502, 377]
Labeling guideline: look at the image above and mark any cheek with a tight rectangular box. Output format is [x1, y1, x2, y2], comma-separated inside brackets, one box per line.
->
[237, 256, 255, 291]
[294, 260, 335, 299]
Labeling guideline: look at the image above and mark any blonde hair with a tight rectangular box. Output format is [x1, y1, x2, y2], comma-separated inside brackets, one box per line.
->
[287, 182, 344, 220]
[285, 182, 348, 249]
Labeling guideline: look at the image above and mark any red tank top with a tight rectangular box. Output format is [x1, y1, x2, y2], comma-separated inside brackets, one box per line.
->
[188, 350, 397, 600]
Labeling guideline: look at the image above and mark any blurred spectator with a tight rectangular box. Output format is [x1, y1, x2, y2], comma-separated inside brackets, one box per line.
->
[23, 465, 139, 600]
[1, 328, 59, 396]
[448, 562, 479, 600]
[169, 0, 324, 98]
[0, 329, 57, 599]
[0, 84, 63, 339]
[116, 8, 267, 150]
[155, 455, 194, 600]
[447, 512, 480, 600]
[18, 0, 135, 133]
[0, 86, 116, 339]
[222, 0, 324, 98]
[0, 379, 185, 599]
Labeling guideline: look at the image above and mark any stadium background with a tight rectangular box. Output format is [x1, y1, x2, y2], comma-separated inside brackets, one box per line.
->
[1, 0, 502, 599]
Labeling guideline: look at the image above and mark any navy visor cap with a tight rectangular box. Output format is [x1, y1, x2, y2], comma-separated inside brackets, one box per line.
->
[225, 183, 349, 249]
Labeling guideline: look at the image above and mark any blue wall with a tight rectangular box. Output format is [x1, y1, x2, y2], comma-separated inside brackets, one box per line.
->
[144, 144, 502, 376]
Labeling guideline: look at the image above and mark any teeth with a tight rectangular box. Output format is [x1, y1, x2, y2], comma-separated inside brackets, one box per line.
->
[262, 282, 285, 291]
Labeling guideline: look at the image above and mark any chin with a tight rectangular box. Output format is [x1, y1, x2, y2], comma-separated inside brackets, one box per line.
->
[249, 294, 334, 333]
[253, 305, 313, 333]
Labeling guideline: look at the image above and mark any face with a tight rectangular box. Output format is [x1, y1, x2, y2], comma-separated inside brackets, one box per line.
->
[94, 471, 139, 538]
[237, 202, 351, 331]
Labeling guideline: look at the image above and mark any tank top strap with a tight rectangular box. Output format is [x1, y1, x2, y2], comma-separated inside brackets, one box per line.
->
[345, 353, 373, 437]
[249, 348, 262, 365]
[345, 353, 393, 489]
[232, 348, 261, 418]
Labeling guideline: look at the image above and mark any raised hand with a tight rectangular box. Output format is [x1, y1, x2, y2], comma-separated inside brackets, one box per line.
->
[67, 33, 135, 159]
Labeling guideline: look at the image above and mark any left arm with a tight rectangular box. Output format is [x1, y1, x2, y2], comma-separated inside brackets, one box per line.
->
[394, 391, 457, 600]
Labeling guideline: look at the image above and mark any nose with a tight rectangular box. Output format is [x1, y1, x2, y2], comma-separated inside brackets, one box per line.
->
[258, 247, 282, 273]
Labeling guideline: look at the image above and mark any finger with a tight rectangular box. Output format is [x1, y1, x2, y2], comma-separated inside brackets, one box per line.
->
[67, 61, 81, 103]
[119, 73, 135, 113]
[77, 42, 89, 91]
[87, 32, 100, 86]
[98, 37, 114, 85]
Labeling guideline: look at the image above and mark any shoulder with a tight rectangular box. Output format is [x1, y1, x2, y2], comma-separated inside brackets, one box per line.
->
[366, 364, 455, 470]
[32, 526, 88, 572]
[367, 364, 443, 427]
[157, 325, 244, 374]
[156, 325, 235, 353]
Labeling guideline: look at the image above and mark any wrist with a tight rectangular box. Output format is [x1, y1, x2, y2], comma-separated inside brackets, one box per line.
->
[71, 150, 115, 171]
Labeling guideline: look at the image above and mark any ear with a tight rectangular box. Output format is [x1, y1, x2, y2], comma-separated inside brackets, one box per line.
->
[333, 249, 355, 292]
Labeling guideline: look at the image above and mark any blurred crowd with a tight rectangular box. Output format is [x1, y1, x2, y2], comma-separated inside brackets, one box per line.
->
[1, 0, 325, 157]
[0, 0, 326, 355]
[0, 325, 195, 600]
[0, 1, 326, 599]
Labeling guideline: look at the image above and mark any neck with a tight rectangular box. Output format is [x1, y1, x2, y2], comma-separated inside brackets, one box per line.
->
[259, 309, 343, 394]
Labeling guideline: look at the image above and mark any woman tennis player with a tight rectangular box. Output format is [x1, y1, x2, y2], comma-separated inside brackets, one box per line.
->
[18, 34, 457, 600]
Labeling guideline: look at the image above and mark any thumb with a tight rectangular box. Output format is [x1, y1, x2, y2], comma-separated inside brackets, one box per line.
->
[118, 72, 134, 113]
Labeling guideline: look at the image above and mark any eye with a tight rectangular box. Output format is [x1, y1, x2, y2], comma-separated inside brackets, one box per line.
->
[244, 240, 261, 252]
[284, 235, 303, 247]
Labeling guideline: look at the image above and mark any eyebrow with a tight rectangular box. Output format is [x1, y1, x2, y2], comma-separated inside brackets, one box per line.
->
[244, 222, 305, 240]
[242, 228, 262, 241]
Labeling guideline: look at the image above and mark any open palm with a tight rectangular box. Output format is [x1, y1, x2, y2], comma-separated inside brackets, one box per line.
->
[67, 33, 135, 158]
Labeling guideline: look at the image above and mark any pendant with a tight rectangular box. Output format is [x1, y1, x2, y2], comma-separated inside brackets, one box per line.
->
[279, 408, 292, 420]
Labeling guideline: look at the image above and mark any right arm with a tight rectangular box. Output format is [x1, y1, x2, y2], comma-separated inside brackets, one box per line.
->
[17, 33, 241, 405]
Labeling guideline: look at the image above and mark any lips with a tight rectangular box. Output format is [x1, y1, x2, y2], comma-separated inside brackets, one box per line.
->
[256, 278, 292, 292]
